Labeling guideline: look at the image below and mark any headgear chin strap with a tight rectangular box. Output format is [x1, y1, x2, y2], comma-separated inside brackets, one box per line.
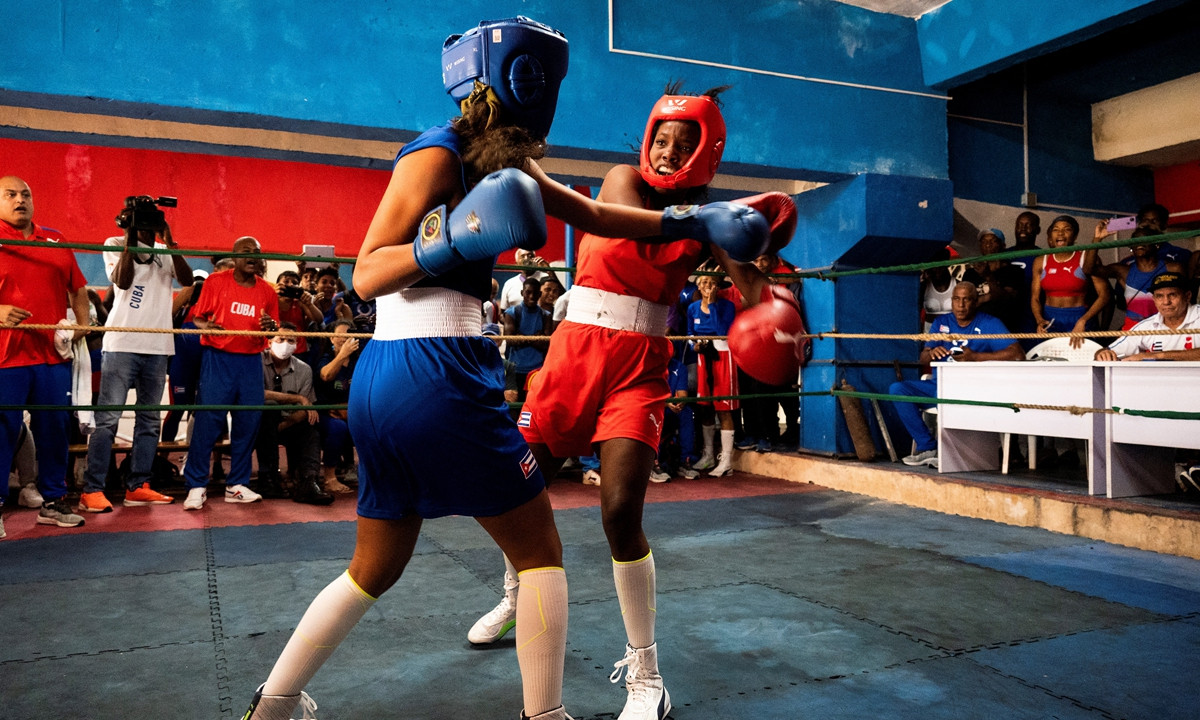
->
[639, 94, 726, 190]
[442, 16, 569, 140]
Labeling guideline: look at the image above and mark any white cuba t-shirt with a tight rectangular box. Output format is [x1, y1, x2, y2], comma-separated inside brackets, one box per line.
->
[101, 236, 179, 356]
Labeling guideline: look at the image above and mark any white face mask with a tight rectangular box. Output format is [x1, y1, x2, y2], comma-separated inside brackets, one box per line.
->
[271, 341, 296, 360]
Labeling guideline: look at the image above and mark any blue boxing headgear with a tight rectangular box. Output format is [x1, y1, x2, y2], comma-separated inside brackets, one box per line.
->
[442, 17, 569, 140]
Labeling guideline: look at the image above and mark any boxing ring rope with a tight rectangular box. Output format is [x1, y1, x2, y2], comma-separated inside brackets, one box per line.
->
[4, 228, 1200, 423]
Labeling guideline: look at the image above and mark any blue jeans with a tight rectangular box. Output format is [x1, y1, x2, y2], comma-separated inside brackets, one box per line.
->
[82, 351, 169, 493]
[0, 363, 72, 503]
[889, 378, 937, 453]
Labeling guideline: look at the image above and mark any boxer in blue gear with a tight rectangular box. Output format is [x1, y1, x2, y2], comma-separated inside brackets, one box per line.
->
[241, 17, 772, 720]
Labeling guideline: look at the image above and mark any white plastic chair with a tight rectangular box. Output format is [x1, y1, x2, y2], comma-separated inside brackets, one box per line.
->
[1002, 337, 1105, 473]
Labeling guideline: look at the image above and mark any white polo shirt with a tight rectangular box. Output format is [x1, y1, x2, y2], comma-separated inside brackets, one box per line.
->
[1107, 304, 1200, 357]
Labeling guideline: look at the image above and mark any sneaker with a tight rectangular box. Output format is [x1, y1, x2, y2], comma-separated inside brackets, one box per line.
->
[183, 487, 207, 511]
[241, 682, 318, 720]
[225, 484, 263, 504]
[469, 572, 518, 644]
[77, 491, 113, 513]
[1179, 465, 1200, 493]
[610, 643, 671, 720]
[18, 483, 44, 508]
[649, 466, 670, 483]
[124, 483, 175, 506]
[902, 449, 938, 467]
[708, 453, 733, 477]
[692, 452, 715, 472]
[678, 465, 699, 479]
[734, 436, 758, 451]
[37, 499, 85, 528]
[755, 439, 773, 453]
[582, 469, 602, 486]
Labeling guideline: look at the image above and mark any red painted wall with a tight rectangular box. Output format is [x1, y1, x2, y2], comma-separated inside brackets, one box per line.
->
[0, 138, 569, 271]
[1154, 161, 1200, 228]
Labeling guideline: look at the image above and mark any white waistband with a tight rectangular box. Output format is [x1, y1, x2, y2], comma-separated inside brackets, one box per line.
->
[565, 285, 670, 336]
[373, 287, 483, 339]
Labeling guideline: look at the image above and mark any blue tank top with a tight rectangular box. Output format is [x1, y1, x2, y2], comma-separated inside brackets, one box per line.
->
[397, 124, 495, 303]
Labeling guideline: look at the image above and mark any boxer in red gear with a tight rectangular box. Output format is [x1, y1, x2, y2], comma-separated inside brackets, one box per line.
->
[473, 83, 797, 720]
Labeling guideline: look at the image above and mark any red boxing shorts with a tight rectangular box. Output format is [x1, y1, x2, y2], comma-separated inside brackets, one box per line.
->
[519, 321, 672, 458]
[696, 345, 739, 412]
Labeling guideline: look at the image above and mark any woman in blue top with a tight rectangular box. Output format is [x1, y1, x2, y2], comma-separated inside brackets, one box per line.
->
[686, 270, 740, 477]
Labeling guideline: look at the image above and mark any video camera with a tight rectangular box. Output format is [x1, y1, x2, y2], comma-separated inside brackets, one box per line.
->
[115, 195, 178, 233]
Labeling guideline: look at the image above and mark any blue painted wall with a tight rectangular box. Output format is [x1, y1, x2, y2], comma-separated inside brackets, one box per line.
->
[2, 0, 948, 183]
[917, 0, 1185, 89]
[946, 2, 1200, 214]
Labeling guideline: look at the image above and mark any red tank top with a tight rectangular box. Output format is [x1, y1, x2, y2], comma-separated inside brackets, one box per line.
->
[1040, 251, 1087, 297]
[575, 233, 705, 305]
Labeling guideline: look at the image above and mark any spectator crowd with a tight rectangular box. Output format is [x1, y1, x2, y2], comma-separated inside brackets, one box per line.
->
[5, 172, 1198, 543]
[900, 202, 1200, 491]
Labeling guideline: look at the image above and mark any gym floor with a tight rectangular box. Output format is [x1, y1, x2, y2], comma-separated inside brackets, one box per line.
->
[2, 464, 1198, 720]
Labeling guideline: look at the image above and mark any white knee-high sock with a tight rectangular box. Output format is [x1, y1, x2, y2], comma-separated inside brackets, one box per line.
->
[515, 566, 568, 717]
[262, 570, 376, 698]
[613, 551, 656, 649]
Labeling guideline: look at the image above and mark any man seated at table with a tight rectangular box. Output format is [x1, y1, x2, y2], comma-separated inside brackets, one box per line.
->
[1094, 272, 1200, 363]
[1094, 272, 1200, 491]
[893, 281, 1025, 467]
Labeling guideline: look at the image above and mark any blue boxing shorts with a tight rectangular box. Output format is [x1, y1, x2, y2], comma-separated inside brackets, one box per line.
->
[349, 336, 544, 520]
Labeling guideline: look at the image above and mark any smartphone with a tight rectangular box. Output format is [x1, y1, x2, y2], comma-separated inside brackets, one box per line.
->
[1107, 216, 1137, 232]
[302, 244, 337, 269]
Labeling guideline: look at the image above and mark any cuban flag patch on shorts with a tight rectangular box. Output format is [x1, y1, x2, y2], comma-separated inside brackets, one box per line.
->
[517, 410, 532, 428]
[519, 449, 538, 478]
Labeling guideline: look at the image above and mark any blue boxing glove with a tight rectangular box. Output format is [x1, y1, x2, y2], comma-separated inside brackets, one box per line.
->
[660, 203, 770, 262]
[413, 168, 547, 277]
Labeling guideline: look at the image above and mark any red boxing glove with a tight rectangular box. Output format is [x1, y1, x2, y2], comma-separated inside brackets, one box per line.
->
[733, 192, 797, 255]
[728, 285, 808, 386]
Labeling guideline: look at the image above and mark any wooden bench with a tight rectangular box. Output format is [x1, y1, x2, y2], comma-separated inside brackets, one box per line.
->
[68, 440, 232, 459]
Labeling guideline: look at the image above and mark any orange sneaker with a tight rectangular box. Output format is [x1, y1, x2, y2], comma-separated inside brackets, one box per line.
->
[77, 491, 113, 513]
[124, 483, 175, 506]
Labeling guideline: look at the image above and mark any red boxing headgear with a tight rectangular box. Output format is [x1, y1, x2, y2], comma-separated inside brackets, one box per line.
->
[639, 94, 726, 190]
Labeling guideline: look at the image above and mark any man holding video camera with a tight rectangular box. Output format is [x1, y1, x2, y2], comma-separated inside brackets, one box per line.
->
[78, 195, 194, 513]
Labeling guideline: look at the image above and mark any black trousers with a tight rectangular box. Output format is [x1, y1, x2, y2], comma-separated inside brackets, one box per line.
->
[739, 370, 799, 444]
[255, 410, 321, 480]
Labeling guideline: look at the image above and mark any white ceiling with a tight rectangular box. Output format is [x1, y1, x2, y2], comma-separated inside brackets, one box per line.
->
[834, 0, 952, 18]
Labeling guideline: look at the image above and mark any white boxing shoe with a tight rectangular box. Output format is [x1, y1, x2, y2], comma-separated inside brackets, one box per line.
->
[610, 643, 672, 720]
[468, 571, 518, 644]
